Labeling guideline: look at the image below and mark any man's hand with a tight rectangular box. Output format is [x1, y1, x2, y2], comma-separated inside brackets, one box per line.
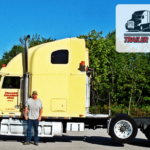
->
[38, 116, 42, 121]
[25, 115, 28, 120]
[38, 109, 43, 121]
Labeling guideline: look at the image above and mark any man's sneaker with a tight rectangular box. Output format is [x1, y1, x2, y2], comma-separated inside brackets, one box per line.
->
[34, 143, 38, 146]
[24, 141, 30, 145]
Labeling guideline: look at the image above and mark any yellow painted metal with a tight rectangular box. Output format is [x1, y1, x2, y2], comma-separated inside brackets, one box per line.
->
[0, 38, 89, 118]
[51, 99, 66, 112]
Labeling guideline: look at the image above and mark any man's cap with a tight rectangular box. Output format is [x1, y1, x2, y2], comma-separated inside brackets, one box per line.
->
[32, 91, 38, 95]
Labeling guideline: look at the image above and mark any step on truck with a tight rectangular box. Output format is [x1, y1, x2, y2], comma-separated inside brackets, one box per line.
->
[0, 35, 149, 143]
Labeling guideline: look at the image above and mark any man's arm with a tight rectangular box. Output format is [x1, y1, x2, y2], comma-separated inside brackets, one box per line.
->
[38, 109, 43, 121]
[25, 107, 28, 120]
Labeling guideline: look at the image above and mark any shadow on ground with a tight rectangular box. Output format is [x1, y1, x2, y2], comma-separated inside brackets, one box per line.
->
[128, 138, 150, 147]
[0, 135, 149, 147]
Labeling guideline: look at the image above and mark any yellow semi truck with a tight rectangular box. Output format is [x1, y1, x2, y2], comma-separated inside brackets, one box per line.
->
[0, 35, 149, 143]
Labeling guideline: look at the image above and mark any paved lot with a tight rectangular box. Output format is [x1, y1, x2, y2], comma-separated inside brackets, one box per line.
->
[0, 129, 149, 150]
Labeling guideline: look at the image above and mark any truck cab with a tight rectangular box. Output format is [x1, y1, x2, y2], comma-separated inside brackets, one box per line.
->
[125, 10, 150, 31]
[0, 38, 90, 118]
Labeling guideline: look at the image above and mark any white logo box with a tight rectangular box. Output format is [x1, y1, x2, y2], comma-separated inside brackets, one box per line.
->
[116, 4, 150, 52]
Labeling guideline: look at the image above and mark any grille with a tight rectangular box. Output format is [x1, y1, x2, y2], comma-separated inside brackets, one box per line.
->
[128, 21, 134, 28]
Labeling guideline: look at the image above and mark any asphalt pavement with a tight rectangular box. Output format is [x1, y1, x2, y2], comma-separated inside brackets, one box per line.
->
[0, 129, 149, 150]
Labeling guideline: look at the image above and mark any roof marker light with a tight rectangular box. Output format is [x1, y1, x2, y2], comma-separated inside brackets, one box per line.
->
[80, 61, 85, 65]
[2, 64, 6, 67]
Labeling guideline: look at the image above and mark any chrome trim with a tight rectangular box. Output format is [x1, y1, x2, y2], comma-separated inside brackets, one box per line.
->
[23, 35, 30, 108]
[86, 114, 109, 118]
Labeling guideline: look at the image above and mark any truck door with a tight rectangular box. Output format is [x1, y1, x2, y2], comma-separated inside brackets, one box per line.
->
[0, 76, 21, 112]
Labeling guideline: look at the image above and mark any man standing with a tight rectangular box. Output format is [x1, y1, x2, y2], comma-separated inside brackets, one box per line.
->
[24, 91, 43, 146]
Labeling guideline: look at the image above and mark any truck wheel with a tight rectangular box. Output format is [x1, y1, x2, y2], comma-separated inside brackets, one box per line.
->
[109, 114, 138, 143]
[144, 125, 150, 141]
[140, 25, 143, 31]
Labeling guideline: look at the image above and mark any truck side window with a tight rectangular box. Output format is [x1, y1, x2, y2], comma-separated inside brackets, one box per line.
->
[51, 50, 69, 64]
[2, 77, 20, 89]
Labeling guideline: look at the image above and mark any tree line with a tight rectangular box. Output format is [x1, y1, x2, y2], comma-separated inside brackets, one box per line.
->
[1, 31, 150, 117]
[79, 30, 150, 117]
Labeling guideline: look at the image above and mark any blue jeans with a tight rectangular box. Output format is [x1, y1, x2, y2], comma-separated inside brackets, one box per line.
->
[25, 119, 39, 143]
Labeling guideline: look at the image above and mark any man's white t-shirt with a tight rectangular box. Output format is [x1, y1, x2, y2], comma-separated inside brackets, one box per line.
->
[25, 98, 43, 120]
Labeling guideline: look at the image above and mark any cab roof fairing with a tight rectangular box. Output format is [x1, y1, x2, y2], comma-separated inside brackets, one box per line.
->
[0, 37, 86, 75]
[133, 10, 147, 15]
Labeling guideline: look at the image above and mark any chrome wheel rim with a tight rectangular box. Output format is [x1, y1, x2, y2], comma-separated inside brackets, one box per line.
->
[114, 120, 133, 139]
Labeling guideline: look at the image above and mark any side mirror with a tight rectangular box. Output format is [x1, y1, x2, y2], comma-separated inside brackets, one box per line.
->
[142, 15, 144, 19]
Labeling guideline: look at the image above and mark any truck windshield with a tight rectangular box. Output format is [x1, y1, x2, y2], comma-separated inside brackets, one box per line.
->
[136, 15, 141, 19]
[132, 14, 136, 19]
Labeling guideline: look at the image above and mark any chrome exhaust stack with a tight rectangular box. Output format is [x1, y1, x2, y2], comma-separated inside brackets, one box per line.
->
[23, 35, 30, 107]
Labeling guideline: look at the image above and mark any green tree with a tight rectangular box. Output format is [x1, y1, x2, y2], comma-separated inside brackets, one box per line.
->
[0, 45, 24, 67]
[78, 30, 115, 110]
[79, 30, 150, 116]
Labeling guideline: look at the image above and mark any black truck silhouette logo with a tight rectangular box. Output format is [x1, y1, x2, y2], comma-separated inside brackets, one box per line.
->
[125, 10, 150, 32]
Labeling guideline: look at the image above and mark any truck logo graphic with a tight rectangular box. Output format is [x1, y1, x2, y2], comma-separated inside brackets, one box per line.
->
[116, 5, 150, 52]
[125, 10, 150, 32]
[124, 10, 150, 43]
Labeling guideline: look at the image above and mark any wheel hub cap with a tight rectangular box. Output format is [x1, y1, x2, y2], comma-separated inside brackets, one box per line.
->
[114, 120, 133, 139]
[120, 126, 126, 132]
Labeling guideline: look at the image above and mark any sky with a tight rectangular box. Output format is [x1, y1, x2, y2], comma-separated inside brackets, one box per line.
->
[0, 0, 150, 59]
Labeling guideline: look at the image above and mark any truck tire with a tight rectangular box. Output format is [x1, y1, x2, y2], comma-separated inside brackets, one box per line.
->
[109, 114, 138, 143]
[144, 125, 150, 141]
[140, 25, 143, 31]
